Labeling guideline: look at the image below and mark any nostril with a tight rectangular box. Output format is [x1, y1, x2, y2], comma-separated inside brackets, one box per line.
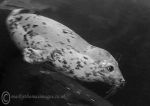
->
[120, 79, 126, 87]
[119, 78, 125, 82]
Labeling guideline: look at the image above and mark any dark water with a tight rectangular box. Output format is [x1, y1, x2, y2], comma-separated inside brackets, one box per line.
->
[0, 0, 150, 106]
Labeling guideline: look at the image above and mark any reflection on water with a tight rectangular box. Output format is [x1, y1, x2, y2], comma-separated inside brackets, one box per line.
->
[0, 0, 150, 106]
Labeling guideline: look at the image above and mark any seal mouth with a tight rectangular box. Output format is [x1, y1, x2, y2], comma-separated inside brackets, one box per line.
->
[104, 78, 126, 99]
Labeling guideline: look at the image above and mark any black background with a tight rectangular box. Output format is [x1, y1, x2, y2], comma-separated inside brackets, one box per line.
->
[0, 0, 150, 106]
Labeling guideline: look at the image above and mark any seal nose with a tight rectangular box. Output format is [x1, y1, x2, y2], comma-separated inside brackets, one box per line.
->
[119, 78, 126, 87]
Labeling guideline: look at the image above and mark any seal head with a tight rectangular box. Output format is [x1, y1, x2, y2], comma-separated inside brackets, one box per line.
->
[85, 45, 125, 87]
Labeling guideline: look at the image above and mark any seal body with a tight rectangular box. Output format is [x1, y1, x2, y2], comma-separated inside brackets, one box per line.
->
[6, 9, 125, 86]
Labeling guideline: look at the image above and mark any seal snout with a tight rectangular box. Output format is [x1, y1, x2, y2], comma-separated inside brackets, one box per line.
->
[113, 77, 126, 88]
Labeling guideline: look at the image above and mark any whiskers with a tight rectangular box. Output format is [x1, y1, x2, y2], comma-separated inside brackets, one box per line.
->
[115, 53, 122, 62]
[104, 85, 118, 99]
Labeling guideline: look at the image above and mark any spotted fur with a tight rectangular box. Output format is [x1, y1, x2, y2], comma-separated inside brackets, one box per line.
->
[6, 9, 125, 87]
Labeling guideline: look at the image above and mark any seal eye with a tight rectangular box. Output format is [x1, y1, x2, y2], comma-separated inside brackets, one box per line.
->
[107, 65, 114, 72]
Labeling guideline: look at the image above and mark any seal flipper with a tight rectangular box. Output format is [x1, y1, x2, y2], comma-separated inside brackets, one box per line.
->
[9, 8, 38, 16]
[23, 47, 49, 63]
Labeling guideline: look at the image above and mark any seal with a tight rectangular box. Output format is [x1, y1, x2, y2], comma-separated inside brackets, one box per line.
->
[6, 9, 125, 93]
